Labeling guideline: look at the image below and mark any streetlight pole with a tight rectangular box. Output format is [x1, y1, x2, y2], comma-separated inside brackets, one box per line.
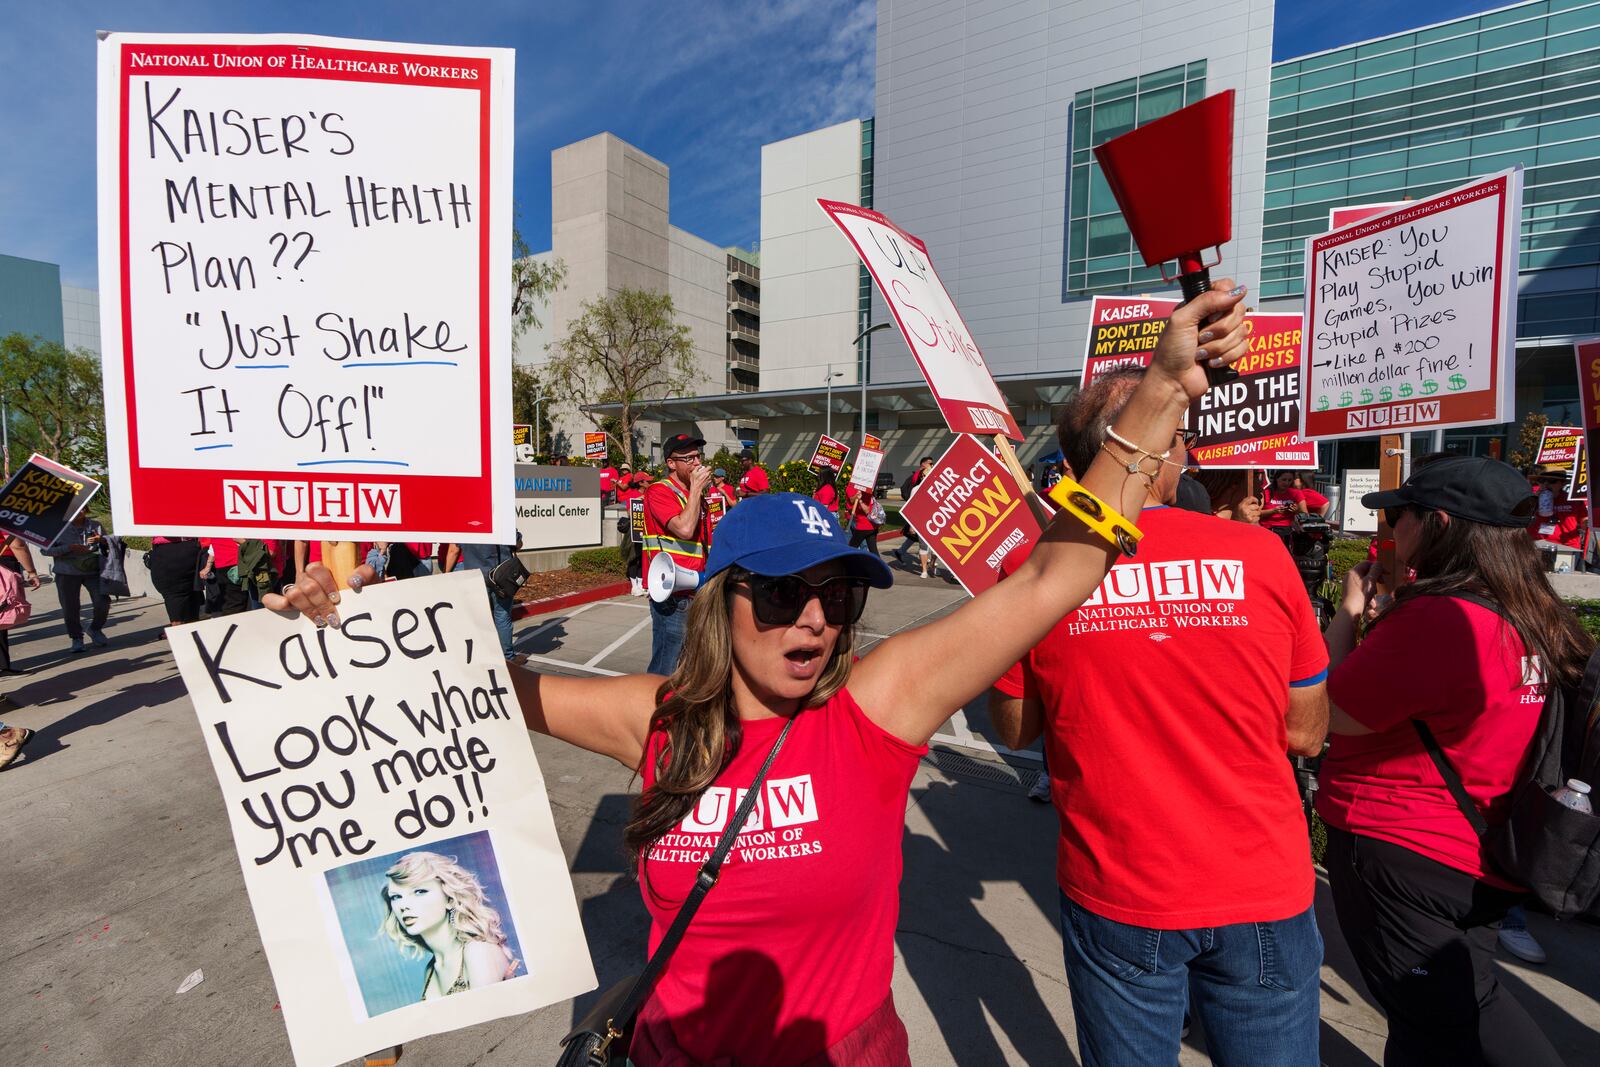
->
[533, 387, 547, 457]
[851, 321, 893, 445]
[823, 366, 845, 439]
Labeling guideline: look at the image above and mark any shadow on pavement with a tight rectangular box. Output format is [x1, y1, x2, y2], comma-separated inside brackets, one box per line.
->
[568, 793, 650, 1030]
[898, 778, 1078, 1065]
[4, 670, 187, 764]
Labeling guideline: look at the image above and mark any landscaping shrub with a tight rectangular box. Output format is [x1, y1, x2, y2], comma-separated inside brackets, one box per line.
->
[567, 546, 624, 575]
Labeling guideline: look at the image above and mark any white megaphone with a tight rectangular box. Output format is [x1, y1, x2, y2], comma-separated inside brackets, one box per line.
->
[647, 552, 701, 603]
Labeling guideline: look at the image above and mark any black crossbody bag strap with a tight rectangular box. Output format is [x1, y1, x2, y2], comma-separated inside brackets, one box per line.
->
[600, 715, 797, 1042]
[1411, 719, 1491, 837]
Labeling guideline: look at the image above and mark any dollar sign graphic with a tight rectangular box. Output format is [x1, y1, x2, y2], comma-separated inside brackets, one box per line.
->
[1379, 386, 1393, 402]
[1399, 382, 1413, 398]
[1449, 373, 1467, 391]
[1317, 396, 1329, 411]
[1421, 379, 1440, 395]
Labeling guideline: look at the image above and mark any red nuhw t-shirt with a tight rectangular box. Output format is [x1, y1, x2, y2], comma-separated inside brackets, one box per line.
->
[995, 507, 1327, 928]
[1317, 596, 1543, 887]
[634, 689, 924, 1066]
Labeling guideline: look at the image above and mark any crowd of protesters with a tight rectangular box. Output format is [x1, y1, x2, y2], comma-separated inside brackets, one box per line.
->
[3, 291, 1596, 1065]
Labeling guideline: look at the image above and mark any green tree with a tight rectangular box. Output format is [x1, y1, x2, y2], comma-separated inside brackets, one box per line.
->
[544, 289, 697, 461]
[511, 226, 566, 347]
[510, 362, 557, 454]
[1508, 411, 1550, 471]
[0, 333, 106, 478]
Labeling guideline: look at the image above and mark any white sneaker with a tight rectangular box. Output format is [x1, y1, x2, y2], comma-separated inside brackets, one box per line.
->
[1498, 925, 1547, 964]
[1027, 773, 1052, 803]
[630, 577, 647, 597]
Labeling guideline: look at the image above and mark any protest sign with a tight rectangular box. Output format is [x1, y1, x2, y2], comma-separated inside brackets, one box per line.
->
[583, 433, 607, 461]
[168, 570, 594, 1067]
[1302, 169, 1522, 441]
[810, 435, 849, 472]
[1081, 301, 1317, 469]
[1329, 203, 1408, 230]
[629, 497, 645, 544]
[818, 201, 1021, 439]
[706, 492, 727, 531]
[0, 454, 104, 548]
[849, 447, 884, 492]
[1576, 440, 1590, 501]
[862, 432, 882, 451]
[513, 464, 601, 551]
[1189, 313, 1318, 469]
[97, 33, 514, 542]
[1536, 424, 1583, 498]
[1341, 469, 1381, 533]
[1080, 296, 1180, 386]
[899, 435, 1043, 596]
[1574, 339, 1600, 520]
[512, 424, 533, 464]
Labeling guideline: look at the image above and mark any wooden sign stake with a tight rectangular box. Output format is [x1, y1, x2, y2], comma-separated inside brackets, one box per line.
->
[1375, 434, 1405, 592]
[991, 436, 1055, 528]
[319, 541, 360, 590]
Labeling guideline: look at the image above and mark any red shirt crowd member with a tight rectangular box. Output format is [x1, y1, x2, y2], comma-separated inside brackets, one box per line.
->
[1528, 474, 1587, 550]
[812, 468, 840, 515]
[990, 368, 1328, 1066]
[841, 482, 881, 558]
[1321, 455, 1582, 1067]
[267, 281, 1254, 1067]
[642, 434, 715, 675]
[737, 450, 769, 498]
[1261, 470, 1327, 528]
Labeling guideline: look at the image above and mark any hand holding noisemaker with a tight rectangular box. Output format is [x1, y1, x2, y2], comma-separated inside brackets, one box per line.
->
[1092, 90, 1241, 389]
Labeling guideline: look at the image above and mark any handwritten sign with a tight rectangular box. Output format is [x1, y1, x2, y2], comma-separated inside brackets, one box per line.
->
[1190, 313, 1318, 470]
[849, 447, 884, 492]
[1302, 170, 1522, 441]
[96, 33, 514, 542]
[0, 454, 104, 548]
[1081, 296, 1179, 386]
[583, 433, 607, 461]
[818, 201, 1021, 439]
[899, 435, 1043, 596]
[810, 434, 849, 472]
[169, 571, 594, 1067]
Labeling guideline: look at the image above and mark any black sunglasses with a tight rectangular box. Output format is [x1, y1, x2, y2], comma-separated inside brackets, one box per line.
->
[736, 570, 871, 627]
[1383, 504, 1432, 528]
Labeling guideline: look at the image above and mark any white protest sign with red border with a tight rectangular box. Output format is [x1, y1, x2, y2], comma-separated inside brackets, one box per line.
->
[898, 435, 1042, 596]
[1302, 169, 1522, 441]
[1328, 203, 1408, 230]
[849, 447, 884, 491]
[818, 201, 1021, 439]
[97, 33, 514, 541]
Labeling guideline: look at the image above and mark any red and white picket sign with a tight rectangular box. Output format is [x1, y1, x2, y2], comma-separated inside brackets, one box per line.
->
[899, 435, 1042, 596]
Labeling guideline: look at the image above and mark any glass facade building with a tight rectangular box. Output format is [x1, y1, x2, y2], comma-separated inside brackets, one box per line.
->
[1066, 62, 1210, 294]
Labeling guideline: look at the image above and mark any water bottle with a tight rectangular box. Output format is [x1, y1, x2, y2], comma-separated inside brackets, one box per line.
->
[1552, 779, 1593, 814]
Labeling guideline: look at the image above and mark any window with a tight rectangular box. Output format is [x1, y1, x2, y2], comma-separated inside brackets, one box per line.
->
[1063, 61, 1207, 296]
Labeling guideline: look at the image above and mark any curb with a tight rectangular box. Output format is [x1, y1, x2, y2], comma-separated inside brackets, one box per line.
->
[511, 580, 631, 621]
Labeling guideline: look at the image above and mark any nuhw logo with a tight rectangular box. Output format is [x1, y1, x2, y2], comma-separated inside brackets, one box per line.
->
[222, 479, 402, 524]
[1082, 559, 1245, 605]
[678, 774, 818, 833]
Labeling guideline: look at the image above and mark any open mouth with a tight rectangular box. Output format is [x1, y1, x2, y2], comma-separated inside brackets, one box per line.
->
[783, 648, 822, 677]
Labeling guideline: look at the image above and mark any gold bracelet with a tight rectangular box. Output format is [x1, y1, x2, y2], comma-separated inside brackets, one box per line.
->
[1047, 475, 1144, 557]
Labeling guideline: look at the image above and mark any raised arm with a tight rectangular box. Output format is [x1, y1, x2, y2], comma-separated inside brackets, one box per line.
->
[263, 564, 661, 768]
[851, 283, 1251, 745]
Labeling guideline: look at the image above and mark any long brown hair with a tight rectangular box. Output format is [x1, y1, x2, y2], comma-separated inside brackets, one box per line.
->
[1389, 511, 1592, 688]
[622, 568, 857, 871]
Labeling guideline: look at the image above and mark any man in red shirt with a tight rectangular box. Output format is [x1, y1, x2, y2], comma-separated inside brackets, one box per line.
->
[988, 368, 1329, 1065]
[643, 434, 713, 673]
[736, 450, 768, 499]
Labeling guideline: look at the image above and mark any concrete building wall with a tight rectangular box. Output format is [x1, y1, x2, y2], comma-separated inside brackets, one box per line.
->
[668, 225, 738, 407]
[870, 0, 1274, 382]
[61, 284, 100, 356]
[759, 120, 867, 392]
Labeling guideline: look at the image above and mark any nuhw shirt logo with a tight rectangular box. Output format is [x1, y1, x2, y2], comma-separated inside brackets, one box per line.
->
[1064, 558, 1249, 638]
[647, 775, 824, 865]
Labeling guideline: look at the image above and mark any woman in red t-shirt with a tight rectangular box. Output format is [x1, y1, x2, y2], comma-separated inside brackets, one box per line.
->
[841, 482, 880, 557]
[1320, 455, 1587, 1067]
[811, 467, 840, 516]
[265, 285, 1253, 1065]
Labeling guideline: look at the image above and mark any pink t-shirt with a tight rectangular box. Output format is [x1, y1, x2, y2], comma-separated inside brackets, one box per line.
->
[635, 689, 924, 1066]
[1318, 595, 1543, 886]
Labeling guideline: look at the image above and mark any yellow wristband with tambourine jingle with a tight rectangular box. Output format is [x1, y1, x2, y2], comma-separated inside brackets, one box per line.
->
[1047, 476, 1143, 557]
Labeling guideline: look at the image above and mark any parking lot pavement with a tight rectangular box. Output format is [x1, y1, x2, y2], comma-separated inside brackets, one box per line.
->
[2, 574, 1597, 1066]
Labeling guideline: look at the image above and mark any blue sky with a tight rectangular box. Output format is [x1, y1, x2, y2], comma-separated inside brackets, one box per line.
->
[2, 0, 1507, 289]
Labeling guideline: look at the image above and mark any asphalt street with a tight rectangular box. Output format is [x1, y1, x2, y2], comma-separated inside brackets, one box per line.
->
[2, 564, 1597, 1066]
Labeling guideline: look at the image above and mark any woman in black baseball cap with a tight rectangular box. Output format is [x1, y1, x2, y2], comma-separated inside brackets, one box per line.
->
[1317, 454, 1590, 1066]
[265, 284, 1255, 1066]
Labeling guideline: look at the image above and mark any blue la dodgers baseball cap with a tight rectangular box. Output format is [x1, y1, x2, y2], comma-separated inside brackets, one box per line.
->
[704, 492, 894, 588]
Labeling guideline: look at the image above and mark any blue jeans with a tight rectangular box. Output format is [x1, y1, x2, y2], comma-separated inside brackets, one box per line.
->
[1060, 892, 1321, 1067]
[452, 563, 514, 657]
[648, 595, 689, 675]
